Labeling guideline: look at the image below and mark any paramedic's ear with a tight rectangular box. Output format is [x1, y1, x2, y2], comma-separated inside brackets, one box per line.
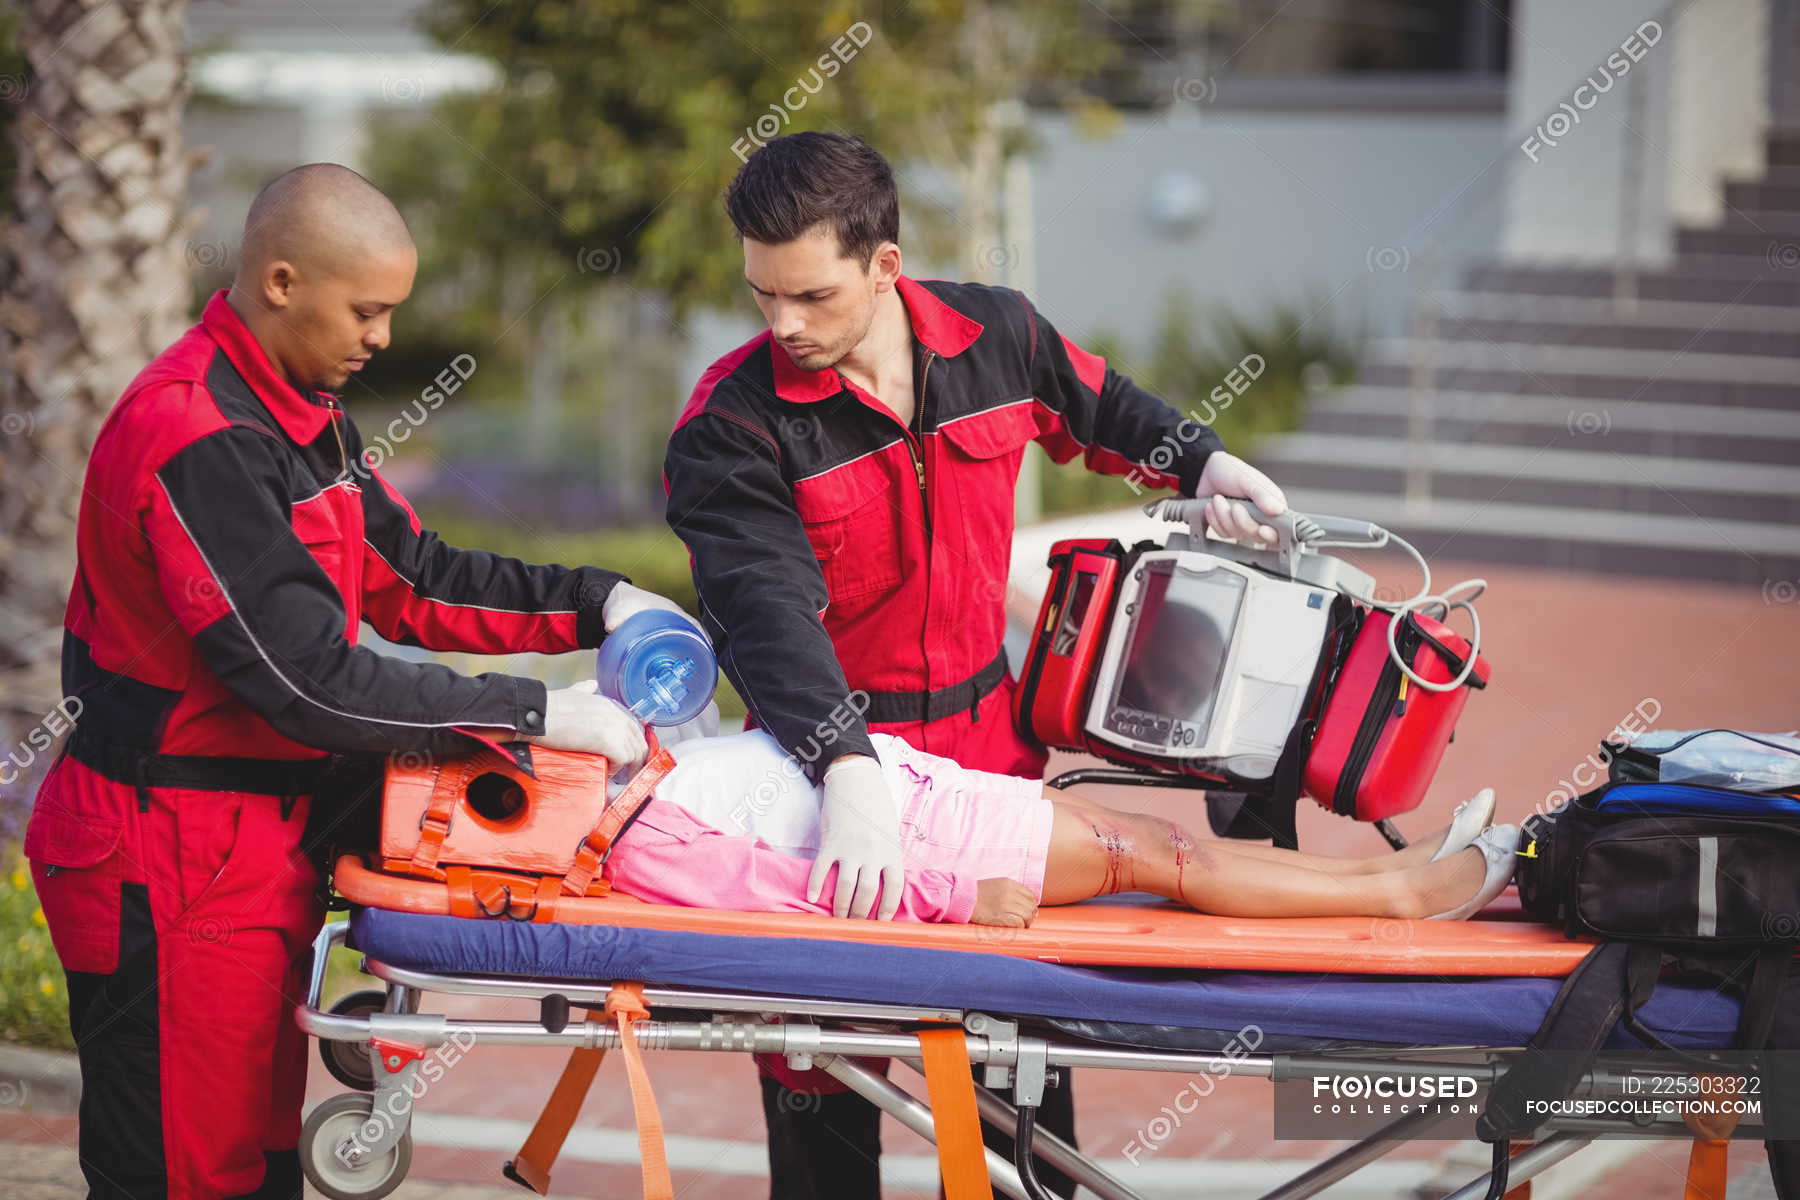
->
[1193, 452, 1287, 546]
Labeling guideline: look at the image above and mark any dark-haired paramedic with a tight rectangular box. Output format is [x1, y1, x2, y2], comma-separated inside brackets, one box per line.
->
[664, 131, 1288, 1199]
[25, 162, 689, 1200]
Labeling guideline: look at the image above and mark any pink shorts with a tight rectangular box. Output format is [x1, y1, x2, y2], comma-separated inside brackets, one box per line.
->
[872, 733, 1056, 898]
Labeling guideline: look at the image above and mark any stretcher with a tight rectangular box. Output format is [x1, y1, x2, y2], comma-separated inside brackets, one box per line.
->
[294, 864, 1765, 1200]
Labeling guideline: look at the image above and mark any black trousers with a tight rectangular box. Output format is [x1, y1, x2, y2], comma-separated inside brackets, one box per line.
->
[761, 1067, 1077, 1198]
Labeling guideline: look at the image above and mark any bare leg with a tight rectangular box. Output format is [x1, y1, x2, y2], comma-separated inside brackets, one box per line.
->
[1036, 802, 1486, 919]
[1047, 784, 1455, 876]
[1126, 821, 1454, 875]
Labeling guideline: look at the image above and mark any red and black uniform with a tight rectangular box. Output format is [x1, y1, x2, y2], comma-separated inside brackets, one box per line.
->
[665, 277, 1222, 1197]
[665, 276, 1221, 783]
[26, 291, 626, 1199]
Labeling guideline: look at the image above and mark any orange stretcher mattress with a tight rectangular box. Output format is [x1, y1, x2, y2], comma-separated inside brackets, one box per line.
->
[335, 855, 1596, 977]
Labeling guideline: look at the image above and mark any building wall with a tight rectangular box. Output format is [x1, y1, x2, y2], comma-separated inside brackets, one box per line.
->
[675, 98, 1508, 393]
[1022, 102, 1506, 358]
[185, 102, 338, 283]
[1667, 0, 1770, 226]
[1501, 0, 1773, 264]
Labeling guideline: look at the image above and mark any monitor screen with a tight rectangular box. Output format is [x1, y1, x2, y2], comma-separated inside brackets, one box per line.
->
[1107, 559, 1244, 746]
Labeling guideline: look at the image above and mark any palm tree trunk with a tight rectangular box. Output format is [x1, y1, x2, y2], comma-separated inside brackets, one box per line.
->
[0, 0, 191, 762]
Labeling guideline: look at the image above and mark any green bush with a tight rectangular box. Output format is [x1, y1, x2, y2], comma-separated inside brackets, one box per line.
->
[0, 845, 74, 1050]
[1040, 295, 1358, 517]
[427, 519, 700, 615]
[411, 518, 748, 719]
[321, 936, 374, 1009]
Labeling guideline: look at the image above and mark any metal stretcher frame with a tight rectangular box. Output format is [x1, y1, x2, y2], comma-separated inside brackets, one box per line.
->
[293, 919, 1768, 1200]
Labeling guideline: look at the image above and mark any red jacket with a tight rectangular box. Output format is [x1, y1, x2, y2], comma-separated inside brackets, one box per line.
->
[26, 291, 637, 1199]
[665, 277, 1223, 779]
[54, 290, 627, 777]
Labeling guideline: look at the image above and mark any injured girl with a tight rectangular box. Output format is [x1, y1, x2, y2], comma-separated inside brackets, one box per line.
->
[602, 727, 1520, 927]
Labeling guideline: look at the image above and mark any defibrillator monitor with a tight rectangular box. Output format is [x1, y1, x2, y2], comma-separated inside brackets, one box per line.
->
[1084, 550, 1333, 780]
[1109, 559, 1241, 741]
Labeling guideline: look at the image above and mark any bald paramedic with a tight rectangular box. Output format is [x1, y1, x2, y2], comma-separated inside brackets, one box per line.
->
[24, 162, 686, 1199]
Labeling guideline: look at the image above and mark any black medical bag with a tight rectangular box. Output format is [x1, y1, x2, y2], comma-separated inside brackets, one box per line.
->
[1514, 781, 1800, 944]
[1483, 734, 1800, 1197]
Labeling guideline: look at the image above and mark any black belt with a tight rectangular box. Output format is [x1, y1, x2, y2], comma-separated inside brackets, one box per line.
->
[68, 725, 339, 815]
[861, 648, 1009, 726]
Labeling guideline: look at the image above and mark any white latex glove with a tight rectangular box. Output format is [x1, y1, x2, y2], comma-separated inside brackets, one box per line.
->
[602, 581, 702, 635]
[809, 754, 905, 920]
[1192, 452, 1289, 547]
[658, 698, 720, 746]
[530, 680, 649, 772]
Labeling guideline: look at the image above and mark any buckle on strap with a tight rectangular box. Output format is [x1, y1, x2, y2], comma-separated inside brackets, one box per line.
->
[67, 726, 335, 802]
[560, 729, 676, 897]
[859, 647, 1009, 726]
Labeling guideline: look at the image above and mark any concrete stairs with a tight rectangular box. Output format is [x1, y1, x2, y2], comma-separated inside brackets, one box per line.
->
[1253, 129, 1800, 586]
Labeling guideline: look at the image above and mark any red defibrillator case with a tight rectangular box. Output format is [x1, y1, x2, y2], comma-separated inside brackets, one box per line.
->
[1014, 539, 1126, 754]
[1012, 521, 1491, 847]
[1303, 607, 1489, 822]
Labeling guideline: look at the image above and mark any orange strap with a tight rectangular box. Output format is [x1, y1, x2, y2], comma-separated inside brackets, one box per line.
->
[444, 866, 480, 919]
[407, 769, 459, 876]
[1679, 1074, 1742, 1200]
[1503, 1139, 1533, 1200]
[562, 733, 675, 897]
[1683, 1138, 1730, 1200]
[444, 866, 563, 922]
[378, 855, 447, 882]
[918, 1027, 994, 1200]
[504, 1046, 607, 1194]
[530, 875, 563, 924]
[1683, 1075, 1747, 1141]
[606, 983, 672, 1200]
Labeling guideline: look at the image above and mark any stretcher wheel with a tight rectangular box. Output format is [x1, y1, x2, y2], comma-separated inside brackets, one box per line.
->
[318, 990, 389, 1091]
[299, 1092, 412, 1200]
